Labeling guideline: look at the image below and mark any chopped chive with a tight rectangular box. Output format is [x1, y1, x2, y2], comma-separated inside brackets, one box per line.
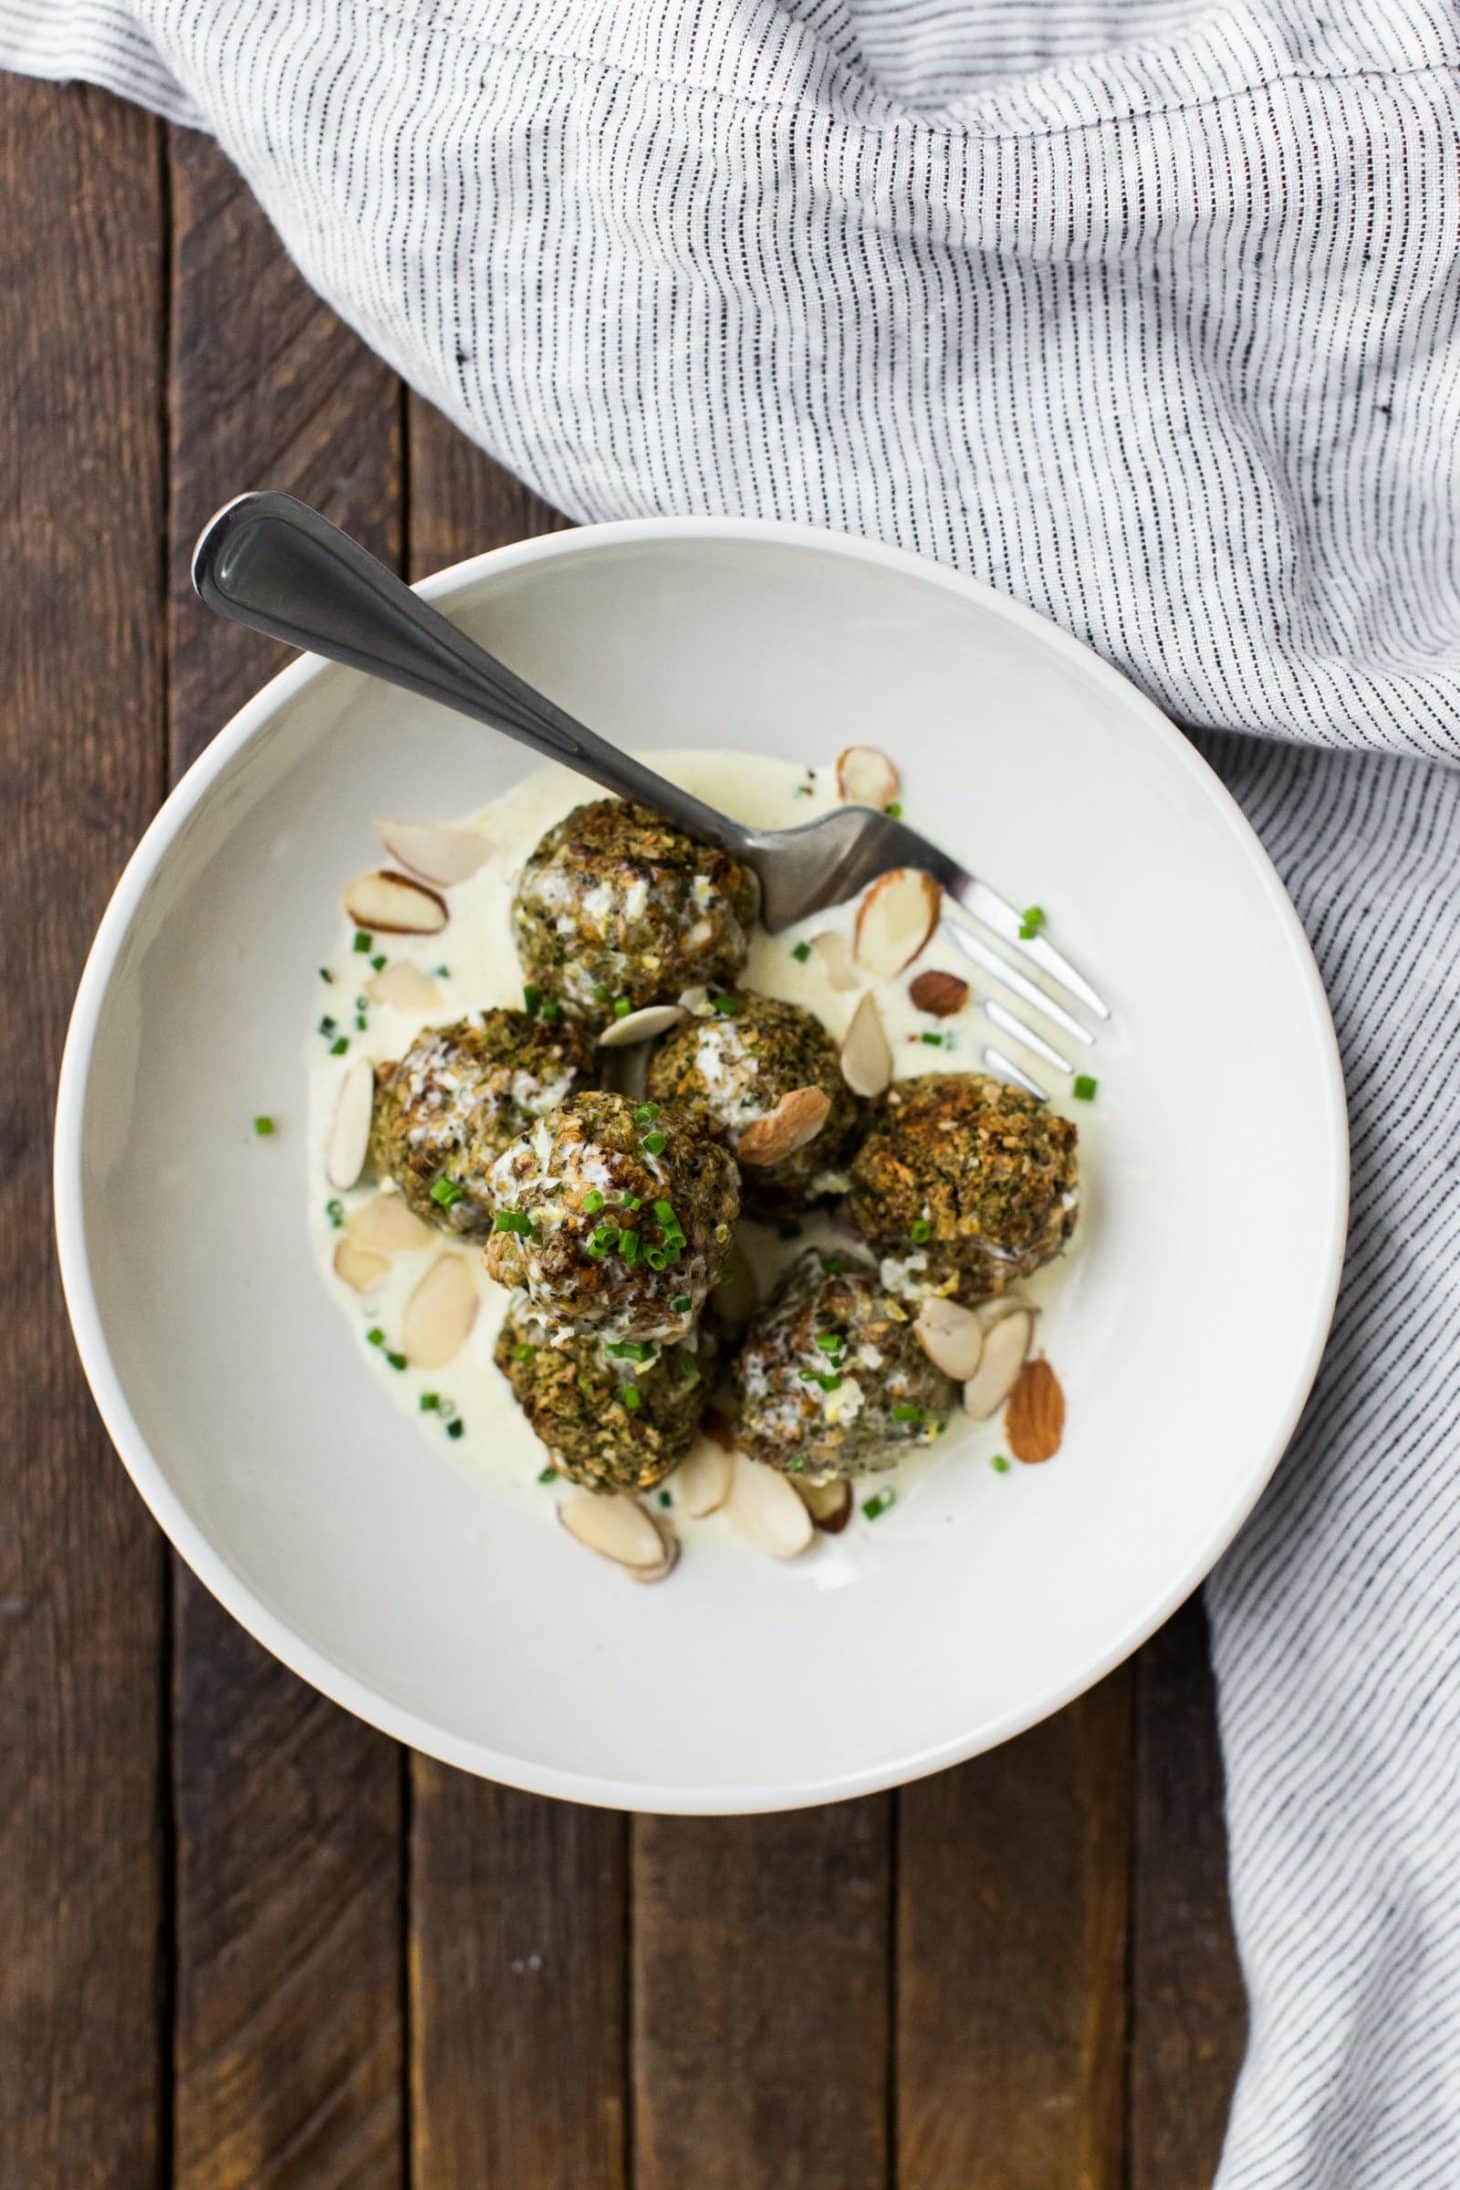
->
[605, 1339, 654, 1362]
[633, 1103, 660, 1125]
[621, 1384, 642, 1411]
[354, 995, 368, 1011]
[594, 984, 612, 1003]
[991, 1453, 1011, 1474]
[920, 1031, 944, 1046]
[436, 1397, 457, 1420]
[318, 966, 334, 983]
[792, 940, 812, 963]
[909, 1218, 932, 1244]
[434, 965, 450, 977]
[815, 1332, 844, 1357]
[620, 1231, 642, 1267]
[537, 1465, 557, 1484]
[367, 1327, 385, 1348]
[353, 931, 372, 953]
[371, 952, 388, 971]
[428, 1176, 465, 1211]
[863, 1489, 897, 1521]
[777, 1219, 802, 1241]
[1019, 905, 1046, 940]
[583, 1189, 605, 1215]
[494, 1209, 533, 1235]
[252, 1114, 276, 1137]
[670, 1293, 692, 1314]
[1073, 1074, 1098, 1102]
[892, 1403, 923, 1423]
[645, 1247, 669, 1271]
[821, 1255, 843, 1275]
[641, 1129, 667, 1156]
[330, 1036, 349, 1056]
[318, 1015, 337, 1035]
[653, 1199, 676, 1225]
[885, 800, 903, 818]
[325, 1198, 344, 1229]
[512, 1342, 537, 1363]
[799, 1369, 841, 1391]
[540, 998, 562, 1020]
[447, 1418, 465, 1440]
[658, 1490, 672, 1508]
[613, 997, 632, 1019]
[355, 1014, 368, 1032]
[420, 1392, 440, 1412]
[622, 1194, 642, 1212]
[710, 991, 741, 1015]
[522, 982, 541, 1017]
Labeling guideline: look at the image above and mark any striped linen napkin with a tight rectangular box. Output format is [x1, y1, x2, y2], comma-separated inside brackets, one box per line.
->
[6, 2, 1459, 2177]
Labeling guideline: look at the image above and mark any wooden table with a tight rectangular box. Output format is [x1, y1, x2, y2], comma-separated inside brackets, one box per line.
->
[3, 77, 1247, 2188]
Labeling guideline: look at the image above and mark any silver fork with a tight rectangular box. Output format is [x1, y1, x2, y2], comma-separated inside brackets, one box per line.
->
[193, 493, 1107, 1088]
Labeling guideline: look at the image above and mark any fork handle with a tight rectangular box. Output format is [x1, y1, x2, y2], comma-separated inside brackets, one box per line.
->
[192, 491, 752, 856]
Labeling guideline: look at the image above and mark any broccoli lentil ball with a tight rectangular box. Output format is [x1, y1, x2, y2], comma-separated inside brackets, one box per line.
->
[645, 993, 864, 1216]
[847, 1073, 1078, 1304]
[732, 1249, 957, 1481]
[482, 1090, 740, 1342]
[371, 1010, 594, 1235]
[495, 1297, 715, 1492]
[512, 799, 758, 1020]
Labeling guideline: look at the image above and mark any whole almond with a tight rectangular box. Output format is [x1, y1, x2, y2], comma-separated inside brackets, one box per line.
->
[908, 968, 970, 1018]
[1005, 1356, 1065, 1464]
[737, 1085, 832, 1167]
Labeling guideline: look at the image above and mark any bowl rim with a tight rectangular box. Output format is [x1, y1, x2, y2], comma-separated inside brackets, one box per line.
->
[52, 513, 1350, 1813]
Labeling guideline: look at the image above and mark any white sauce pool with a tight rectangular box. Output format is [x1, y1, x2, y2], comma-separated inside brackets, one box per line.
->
[306, 752, 1080, 1529]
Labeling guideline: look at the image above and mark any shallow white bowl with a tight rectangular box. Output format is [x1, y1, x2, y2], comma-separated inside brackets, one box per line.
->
[54, 520, 1347, 1814]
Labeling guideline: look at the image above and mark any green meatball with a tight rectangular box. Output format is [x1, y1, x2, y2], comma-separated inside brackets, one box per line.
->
[512, 799, 757, 1020]
[847, 1073, 1078, 1304]
[645, 993, 864, 1216]
[372, 1010, 594, 1235]
[732, 1249, 957, 1481]
[482, 1090, 740, 1342]
[495, 1297, 715, 1492]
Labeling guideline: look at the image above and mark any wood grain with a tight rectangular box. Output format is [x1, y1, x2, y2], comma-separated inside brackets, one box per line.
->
[1130, 1597, 1246, 2188]
[0, 80, 169, 2187]
[404, 390, 627, 2190]
[897, 1674, 1133, 2190]
[632, 1801, 893, 2190]
[167, 131, 406, 2190]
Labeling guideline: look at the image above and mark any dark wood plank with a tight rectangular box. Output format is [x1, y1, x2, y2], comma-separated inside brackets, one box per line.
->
[897, 1674, 1132, 2190]
[1130, 1598, 1246, 2189]
[632, 1801, 893, 2190]
[167, 131, 406, 2190]
[0, 80, 169, 2186]
[404, 392, 626, 2190]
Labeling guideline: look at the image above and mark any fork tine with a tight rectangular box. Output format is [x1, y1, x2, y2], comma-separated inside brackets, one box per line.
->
[954, 879, 1109, 1021]
[943, 925, 1095, 1047]
[983, 998, 1073, 1075]
[983, 1045, 1047, 1099]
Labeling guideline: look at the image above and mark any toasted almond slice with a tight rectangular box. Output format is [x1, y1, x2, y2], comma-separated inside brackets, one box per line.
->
[326, 1056, 375, 1190]
[559, 1492, 669, 1571]
[343, 869, 448, 936]
[810, 930, 860, 992]
[346, 1192, 435, 1255]
[710, 1238, 758, 1335]
[840, 992, 893, 1099]
[908, 968, 970, 1018]
[737, 1085, 832, 1167]
[676, 1438, 734, 1518]
[597, 1003, 686, 1049]
[854, 868, 941, 979]
[963, 1306, 1035, 1419]
[725, 1456, 815, 1559]
[1005, 1356, 1065, 1464]
[914, 1296, 985, 1382]
[628, 1525, 681, 1585]
[333, 1238, 390, 1294]
[402, 1254, 479, 1370]
[366, 960, 441, 1014]
[376, 820, 491, 887]
[796, 1477, 853, 1534]
[836, 745, 900, 809]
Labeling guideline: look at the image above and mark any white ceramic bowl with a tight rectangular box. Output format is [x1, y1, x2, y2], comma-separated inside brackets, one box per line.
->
[54, 520, 1347, 1814]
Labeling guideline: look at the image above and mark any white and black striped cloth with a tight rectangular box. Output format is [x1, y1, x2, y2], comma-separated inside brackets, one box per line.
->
[7, 0, 1459, 2176]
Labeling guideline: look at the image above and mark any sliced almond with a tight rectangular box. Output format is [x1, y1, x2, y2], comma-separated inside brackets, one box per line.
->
[853, 869, 941, 979]
[333, 1238, 389, 1294]
[346, 1192, 435, 1255]
[343, 869, 448, 936]
[376, 820, 491, 887]
[810, 930, 860, 993]
[725, 1456, 815, 1559]
[1006, 1356, 1065, 1464]
[908, 968, 970, 1018]
[836, 745, 901, 810]
[676, 1438, 734, 1518]
[402, 1253, 479, 1370]
[796, 1477, 853, 1534]
[326, 1056, 375, 1190]
[366, 960, 442, 1014]
[914, 1295, 985, 1382]
[597, 1003, 686, 1049]
[737, 1085, 831, 1167]
[840, 992, 893, 1100]
[628, 1508, 681, 1584]
[963, 1306, 1035, 1419]
[710, 1238, 758, 1335]
[559, 1492, 670, 1572]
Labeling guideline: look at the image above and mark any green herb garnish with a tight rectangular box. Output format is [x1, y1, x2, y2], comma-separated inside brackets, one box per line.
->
[658, 1490, 672, 1508]
[621, 1384, 642, 1411]
[641, 1129, 667, 1156]
[371, 953, 387, 971]
[613, 997, 632, 1019]
[821, 1255, 843, 1275]
[537, 1465, 557, 1484]
[355, 1013, 367, 1032]
[325, 1198, 344, 1228]
[353, 931, 372, 953]
[594, 985, 612, 1003]
[540, 998, 562, 1020]
[512, 1343, 536, 1363]
[318, 967, 334, 983]
[633, 1103, 660, 1126]
[670, 1293, 692, 1314]
[494, 1210, 533, 1235]
[815, 1332, 844, 1357]
[430, 1176, 465, 1210]
[522, 982, 542, 1017]
[863, 1490, 896, 1521]
[891, 1403, 923, 1423]
[367, 1327, 385, 1348]
[1073, 1074, 1098, 1102]
[605, 1339, 654, 1362]
[252, 1115, 276, 1136]
[318, 1015, 337, 1035]
[777, 1219, 803, 1241]
[583, 1189, 605, 1215]
[619, 1231, 642, 1267]
[710, 991, 741, 1015]
[885, 800, 903, 818]
[447, 1418, 464, 1440]
[330, 1037, 349, 1056]
[1019, 905, 1046, 940]
[991, 1453, 1011, 1474]
[792, 941, 812, 963]
[420, 1392, 440, 1412]
[909, 1218, 932, 1244]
